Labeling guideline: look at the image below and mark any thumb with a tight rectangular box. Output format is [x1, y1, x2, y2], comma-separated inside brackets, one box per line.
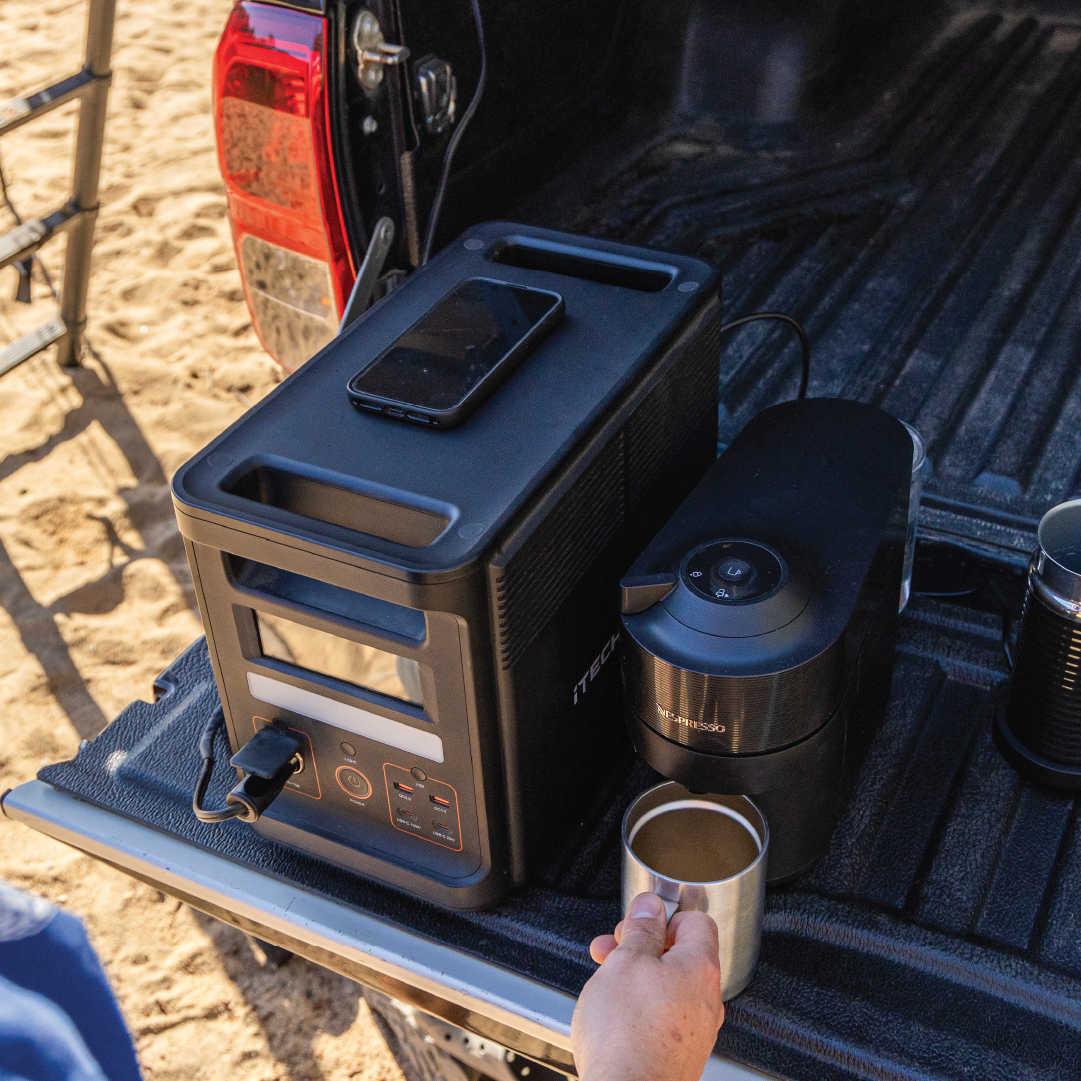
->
[614, 892, 668, 958]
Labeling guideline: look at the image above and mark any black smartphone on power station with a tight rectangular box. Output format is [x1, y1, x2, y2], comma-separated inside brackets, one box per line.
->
[347, 277, 565, 429]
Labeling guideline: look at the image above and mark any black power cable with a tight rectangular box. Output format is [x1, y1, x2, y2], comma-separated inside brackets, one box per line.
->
[193, 706, 302, 824]
[193, 706, 245, 822]
[988, 579, 1016, 670]
[718, 312, 811, 401]
[419, 0, 486, 266]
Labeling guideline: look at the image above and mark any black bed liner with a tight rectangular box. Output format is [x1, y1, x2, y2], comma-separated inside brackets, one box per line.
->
[38, 595, 1081, 1080]
[517, 7, 1081, 565]
[29, 6, 1081, 1079]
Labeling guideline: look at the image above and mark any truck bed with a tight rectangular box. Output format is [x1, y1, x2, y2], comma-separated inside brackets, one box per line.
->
[9, 5, 1081, 1079]
[9, 586, 1078, 1079]
[516, 7, 1081, 561]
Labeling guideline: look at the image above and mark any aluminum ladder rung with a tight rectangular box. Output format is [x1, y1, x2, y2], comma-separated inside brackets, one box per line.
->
[0, 204, 84, 272]
[0, 0, 115, 371]
[0, 317, 67, 378]
[0, 71, 97, 137]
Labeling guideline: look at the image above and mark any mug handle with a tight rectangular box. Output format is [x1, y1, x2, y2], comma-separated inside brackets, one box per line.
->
[657, 896, 679, 922]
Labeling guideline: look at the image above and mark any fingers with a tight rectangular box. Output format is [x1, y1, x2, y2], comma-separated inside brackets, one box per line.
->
[665, 911, 721, 971]
[667, 912, 723, 1029]
[667, 910, 719, 953]
[589, 934, 618, 964]
[597, 905, 721, 968]
[612, 893, 668, 958]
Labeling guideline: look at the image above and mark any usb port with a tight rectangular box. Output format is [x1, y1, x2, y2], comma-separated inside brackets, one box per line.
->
[430, 794, 450, 807]
[434, 821, 454, 834]
[397, 809, 415, 819]
[406, 413, 431, 424]
[394, 782, 414, 794]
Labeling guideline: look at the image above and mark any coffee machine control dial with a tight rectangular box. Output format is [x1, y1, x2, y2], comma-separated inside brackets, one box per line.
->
[684, 540, 786, 603]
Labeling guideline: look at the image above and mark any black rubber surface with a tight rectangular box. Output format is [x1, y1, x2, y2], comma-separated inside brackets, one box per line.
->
[519, 8, 1081, 565]
[38, 592, 1081, 1078]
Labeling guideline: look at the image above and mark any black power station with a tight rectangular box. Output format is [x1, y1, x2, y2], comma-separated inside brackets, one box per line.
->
[172, 223, 721, 909]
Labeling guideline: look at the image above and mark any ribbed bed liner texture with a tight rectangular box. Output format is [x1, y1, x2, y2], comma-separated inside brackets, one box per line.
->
[525, 8, 1081, 563]
[39, 594, 1081, 1078]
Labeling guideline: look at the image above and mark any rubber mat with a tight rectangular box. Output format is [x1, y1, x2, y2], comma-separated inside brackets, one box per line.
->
[524, 9, 1081, 565]
[37, 592, 1081, 1079]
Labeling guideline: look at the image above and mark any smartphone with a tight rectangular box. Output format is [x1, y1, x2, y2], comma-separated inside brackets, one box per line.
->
[346, 277, 565, 429]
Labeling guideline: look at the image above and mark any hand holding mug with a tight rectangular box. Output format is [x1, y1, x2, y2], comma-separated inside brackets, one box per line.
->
[571, 892, 724, 1081]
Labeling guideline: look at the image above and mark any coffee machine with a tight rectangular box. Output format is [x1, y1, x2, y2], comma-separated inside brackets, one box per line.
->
[619, 399, 912, 881]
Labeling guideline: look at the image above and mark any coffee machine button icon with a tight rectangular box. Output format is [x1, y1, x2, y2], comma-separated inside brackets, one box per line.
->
[717, 559, 751, 581]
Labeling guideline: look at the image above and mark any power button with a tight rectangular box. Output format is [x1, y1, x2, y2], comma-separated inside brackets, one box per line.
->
[335, 766, 372, 800]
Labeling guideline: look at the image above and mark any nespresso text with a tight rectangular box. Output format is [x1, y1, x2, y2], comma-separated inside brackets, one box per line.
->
[657, 704, 726, 733]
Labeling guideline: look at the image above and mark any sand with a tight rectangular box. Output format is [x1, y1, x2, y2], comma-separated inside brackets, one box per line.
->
[0, 2, 406, 1078]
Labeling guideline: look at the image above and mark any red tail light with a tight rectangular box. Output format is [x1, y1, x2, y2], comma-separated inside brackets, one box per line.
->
[214, 2, 354, 370]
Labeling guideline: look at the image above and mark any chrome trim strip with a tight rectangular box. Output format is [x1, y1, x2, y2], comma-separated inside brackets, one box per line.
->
[4, 780, 771, 1081]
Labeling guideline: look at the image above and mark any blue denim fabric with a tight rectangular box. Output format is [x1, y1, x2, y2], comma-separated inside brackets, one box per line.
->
[0, 975, 107, 1081]
[0, 884, 139, 1081]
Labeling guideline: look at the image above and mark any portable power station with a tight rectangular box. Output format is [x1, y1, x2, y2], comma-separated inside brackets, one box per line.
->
[171, 222, 721, 909]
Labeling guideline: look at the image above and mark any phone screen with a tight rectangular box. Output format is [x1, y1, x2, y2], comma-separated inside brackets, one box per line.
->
[348, 278, 562, 412]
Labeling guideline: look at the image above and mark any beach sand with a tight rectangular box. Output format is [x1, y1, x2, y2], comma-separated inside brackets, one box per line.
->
[0, 2, 406, 1077]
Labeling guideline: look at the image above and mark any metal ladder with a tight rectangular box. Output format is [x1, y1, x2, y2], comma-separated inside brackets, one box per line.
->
[0, 0, 115, 376]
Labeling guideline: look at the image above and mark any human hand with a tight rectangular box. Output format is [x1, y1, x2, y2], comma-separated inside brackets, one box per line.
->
[570, 892, 723, 1081]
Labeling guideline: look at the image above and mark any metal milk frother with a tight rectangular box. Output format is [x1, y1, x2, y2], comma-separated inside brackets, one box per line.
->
[997, 498, 1081, 788]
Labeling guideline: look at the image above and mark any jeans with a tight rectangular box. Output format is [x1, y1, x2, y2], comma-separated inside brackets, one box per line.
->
[0, 882, 139, 1081]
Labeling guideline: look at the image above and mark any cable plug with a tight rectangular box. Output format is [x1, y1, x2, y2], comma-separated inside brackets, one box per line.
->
[193, 708, 299, 824]
[225, 726, 301, 823]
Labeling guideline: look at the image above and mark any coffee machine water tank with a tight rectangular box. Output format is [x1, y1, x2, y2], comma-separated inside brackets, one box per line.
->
[619, 399, 912, 882]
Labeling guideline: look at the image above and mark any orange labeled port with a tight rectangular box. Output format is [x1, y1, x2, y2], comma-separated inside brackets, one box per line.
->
[383, 763, 463, 852]
[254, 717, 321, 799]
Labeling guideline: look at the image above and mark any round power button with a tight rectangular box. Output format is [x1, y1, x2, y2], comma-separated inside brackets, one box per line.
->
[335, 766, 372, 799]
[410, 767, 427, 782]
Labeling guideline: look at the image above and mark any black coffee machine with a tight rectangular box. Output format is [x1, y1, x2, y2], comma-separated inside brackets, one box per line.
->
[619, 399, 912, 882]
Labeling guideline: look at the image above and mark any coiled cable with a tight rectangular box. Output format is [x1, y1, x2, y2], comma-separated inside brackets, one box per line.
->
[419, 0, 487, 265]
[718, 312, 810, 400]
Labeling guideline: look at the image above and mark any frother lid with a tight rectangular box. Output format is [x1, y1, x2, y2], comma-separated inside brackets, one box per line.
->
[1036, 498, 1081, 610]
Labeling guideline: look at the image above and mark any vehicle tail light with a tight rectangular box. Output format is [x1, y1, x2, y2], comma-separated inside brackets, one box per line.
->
[214, 2, 354, 370]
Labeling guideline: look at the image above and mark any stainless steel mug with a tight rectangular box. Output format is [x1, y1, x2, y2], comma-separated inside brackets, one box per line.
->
[621, 782, 768, 1000]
